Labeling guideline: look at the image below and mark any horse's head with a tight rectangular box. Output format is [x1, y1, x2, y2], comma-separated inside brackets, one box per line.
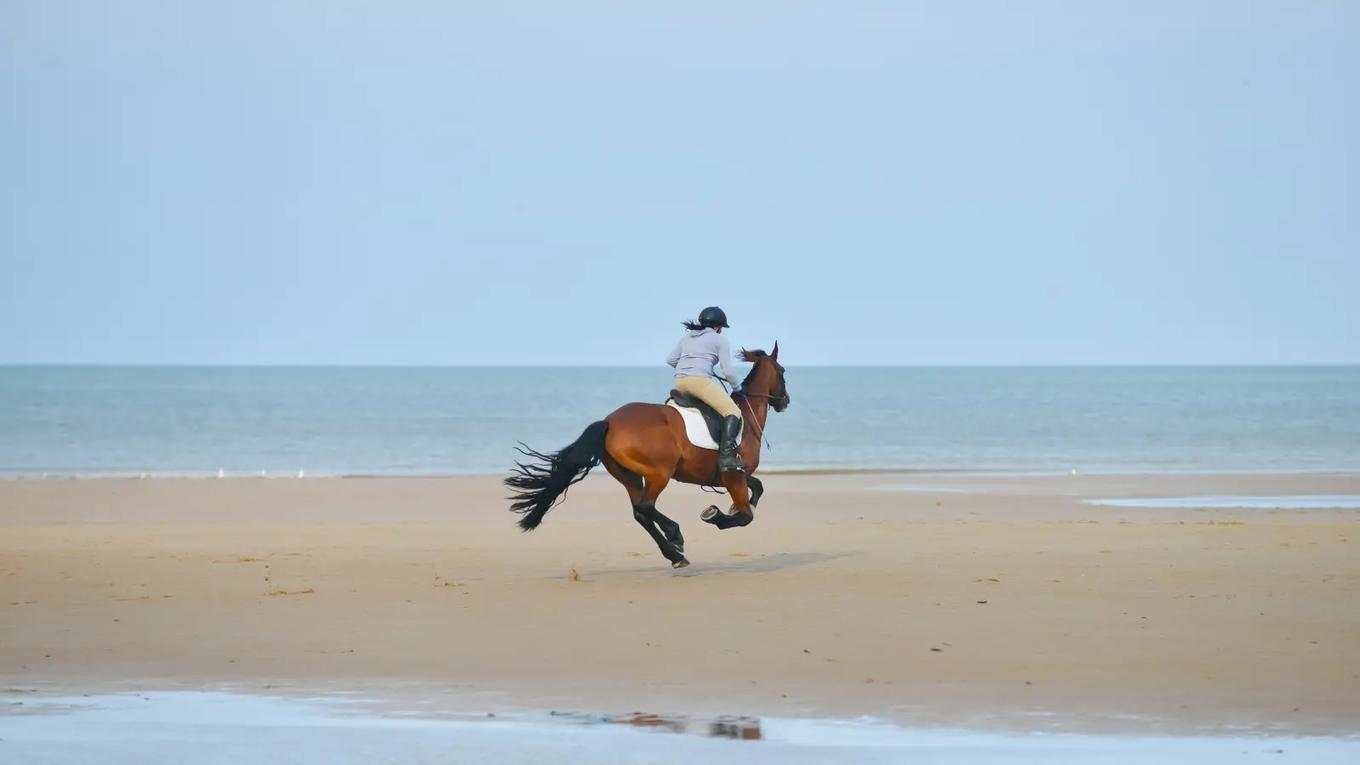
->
[740, 342, 789, 413]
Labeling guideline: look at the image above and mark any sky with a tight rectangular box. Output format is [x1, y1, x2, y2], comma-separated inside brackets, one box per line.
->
[1, 1, 1356, 366]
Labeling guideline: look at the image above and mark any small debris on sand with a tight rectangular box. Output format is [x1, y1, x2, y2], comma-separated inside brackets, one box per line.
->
[568, 567, 580, 582]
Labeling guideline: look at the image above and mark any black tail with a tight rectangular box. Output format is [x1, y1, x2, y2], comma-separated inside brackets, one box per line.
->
[505, 420, 608, 531]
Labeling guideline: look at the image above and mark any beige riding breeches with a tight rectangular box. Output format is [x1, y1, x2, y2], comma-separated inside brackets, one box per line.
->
[674, 376, 742, 419]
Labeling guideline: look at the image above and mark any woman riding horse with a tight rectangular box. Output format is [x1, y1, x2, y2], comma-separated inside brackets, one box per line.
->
[666, 306, 744, 473]
[505, 311, 789, 568]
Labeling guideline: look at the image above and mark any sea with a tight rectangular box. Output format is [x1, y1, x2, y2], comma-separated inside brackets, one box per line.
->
[1, 365, 1357, 478]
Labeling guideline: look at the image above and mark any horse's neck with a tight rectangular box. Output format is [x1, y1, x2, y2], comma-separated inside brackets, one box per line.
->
[748, 396, 769, 429]
[739, 367, 775, 458]
[741, 394, 769, 449]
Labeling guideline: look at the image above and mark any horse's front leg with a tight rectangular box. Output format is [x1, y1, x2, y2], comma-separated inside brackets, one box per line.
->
[702, 472, 754, 528]
[747, 475, 764, 508]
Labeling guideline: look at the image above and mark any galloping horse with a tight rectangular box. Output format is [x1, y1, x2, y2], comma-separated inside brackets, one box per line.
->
[505, 345, 789, 568]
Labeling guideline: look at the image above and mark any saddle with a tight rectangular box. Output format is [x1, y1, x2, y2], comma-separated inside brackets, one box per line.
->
[667, 389, 728, 446]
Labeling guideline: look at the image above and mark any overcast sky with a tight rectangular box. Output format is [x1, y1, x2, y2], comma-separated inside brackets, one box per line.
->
[2, 1, 1356, 365]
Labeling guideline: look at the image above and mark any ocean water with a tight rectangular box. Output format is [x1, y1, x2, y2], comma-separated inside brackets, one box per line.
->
[0, 366, 1357, 478]
[1084, 495, 1360, 509]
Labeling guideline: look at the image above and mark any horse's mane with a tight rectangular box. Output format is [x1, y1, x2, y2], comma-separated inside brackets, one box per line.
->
[739, 349, 769, 391]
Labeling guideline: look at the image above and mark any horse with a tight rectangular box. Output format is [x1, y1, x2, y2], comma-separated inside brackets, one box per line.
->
[505, 345, 789, 568]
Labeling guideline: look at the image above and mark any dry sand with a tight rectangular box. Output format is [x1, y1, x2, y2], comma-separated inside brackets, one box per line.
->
[2, 472, 1358, 734]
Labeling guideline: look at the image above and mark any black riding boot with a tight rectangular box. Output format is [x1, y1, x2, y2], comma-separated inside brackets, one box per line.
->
[717, 415, 745, 472]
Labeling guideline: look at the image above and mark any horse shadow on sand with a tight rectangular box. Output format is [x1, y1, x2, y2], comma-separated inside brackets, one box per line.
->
[577, 551, 856, 579]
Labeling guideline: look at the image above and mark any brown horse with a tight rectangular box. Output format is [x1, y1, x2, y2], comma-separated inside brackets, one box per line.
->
[505, 345, 789, 568]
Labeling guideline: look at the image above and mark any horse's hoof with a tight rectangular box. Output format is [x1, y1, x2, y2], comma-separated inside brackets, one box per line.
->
[703, 506, 745, 530]
[672, 558, 690, 569]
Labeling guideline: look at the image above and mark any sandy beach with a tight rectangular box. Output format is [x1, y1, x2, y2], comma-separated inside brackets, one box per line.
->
[2, 472, 1358, 735]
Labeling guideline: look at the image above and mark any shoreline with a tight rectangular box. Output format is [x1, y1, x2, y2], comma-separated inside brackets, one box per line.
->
[3, 472, 1358, 736]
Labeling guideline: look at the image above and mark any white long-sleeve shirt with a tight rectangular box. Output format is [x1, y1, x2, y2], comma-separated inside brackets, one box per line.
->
[666, 328, 740, 387]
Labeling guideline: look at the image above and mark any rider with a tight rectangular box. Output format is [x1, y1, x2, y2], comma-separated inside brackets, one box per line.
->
[666, 306, 744, 472]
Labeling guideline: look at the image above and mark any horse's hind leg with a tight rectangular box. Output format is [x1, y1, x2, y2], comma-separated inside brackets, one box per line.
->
[634, 504, 687, 568]
[630, 464, 682, 551]
[607, 456, 687, 568]
[604, 455, 645, 506]
[605, 456, 670, 558]
[640, 471, 689, 568]
[634, 507, 686, 568]
[649, 506, 684, 555]
[628, 478, 683, 553]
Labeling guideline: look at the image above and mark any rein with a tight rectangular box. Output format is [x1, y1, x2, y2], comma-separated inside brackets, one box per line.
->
[740, 390, 788, 405]
[736, 394, 771, 450]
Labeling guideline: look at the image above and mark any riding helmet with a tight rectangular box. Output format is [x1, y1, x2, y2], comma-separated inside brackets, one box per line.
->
[698, 306, 730, 328]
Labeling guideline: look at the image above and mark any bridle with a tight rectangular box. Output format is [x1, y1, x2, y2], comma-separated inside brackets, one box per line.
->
[736, 364, 789, 410]
[732, 369, 788, 448]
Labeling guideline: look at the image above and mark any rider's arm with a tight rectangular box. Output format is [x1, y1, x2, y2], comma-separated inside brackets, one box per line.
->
[665, 339, 682, 368]
[716, 335, 740, 389]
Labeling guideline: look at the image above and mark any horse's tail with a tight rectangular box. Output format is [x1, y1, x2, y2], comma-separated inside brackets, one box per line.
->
[505, 420, 609, 531]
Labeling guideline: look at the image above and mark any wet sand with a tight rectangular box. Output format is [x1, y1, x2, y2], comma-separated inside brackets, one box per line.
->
[2, 472, 1358, 734]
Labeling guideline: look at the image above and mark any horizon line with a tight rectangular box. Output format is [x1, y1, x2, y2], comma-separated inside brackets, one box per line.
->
[3, 362, 1359, 370]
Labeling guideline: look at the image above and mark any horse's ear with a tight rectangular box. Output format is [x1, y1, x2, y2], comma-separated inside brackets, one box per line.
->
[740, 347, 757, 363]
[771, 341, 779, 361]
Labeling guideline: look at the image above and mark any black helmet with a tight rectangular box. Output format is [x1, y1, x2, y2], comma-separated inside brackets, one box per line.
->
[698, 306, 730, 328]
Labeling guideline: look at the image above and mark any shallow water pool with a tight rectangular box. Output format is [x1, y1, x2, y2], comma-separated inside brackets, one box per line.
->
[1, 690, 1356, 764]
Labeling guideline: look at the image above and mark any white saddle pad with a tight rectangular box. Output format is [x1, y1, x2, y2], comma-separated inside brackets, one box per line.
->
[667, 400, 741, 451]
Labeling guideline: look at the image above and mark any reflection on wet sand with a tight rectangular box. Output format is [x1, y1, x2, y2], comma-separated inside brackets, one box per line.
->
[550, 710, 763, 740]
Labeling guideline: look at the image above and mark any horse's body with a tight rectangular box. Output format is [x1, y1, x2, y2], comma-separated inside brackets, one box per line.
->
[506, 346, 789, 568]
